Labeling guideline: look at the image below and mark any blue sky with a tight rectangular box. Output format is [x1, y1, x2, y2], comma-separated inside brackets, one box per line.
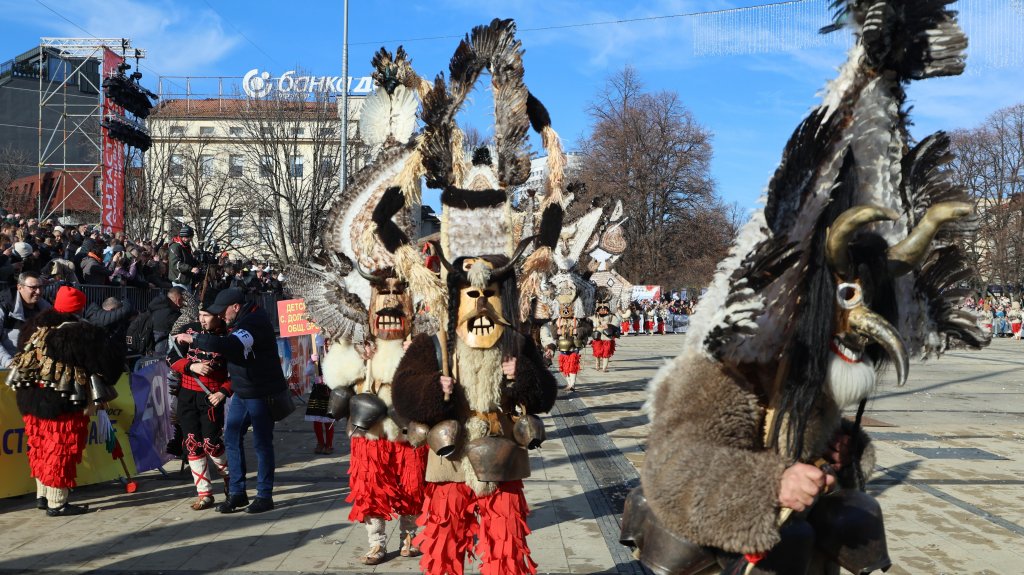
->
[2, 0, 1022, 214]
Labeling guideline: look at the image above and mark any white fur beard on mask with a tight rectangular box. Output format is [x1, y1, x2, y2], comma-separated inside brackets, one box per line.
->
[826, 353, 878, 410]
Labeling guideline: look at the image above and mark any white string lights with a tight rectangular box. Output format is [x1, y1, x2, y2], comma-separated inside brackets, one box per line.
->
[691, 0, 1024, 71]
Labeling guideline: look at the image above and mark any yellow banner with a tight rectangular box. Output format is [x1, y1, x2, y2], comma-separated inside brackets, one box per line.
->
[0, 372, 137, 498]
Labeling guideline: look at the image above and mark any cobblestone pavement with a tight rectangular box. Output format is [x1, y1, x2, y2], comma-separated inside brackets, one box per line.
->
[1, 334, 1021, 574]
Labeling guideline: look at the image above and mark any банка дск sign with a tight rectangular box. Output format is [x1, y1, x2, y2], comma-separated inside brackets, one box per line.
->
[243, 69, 374, 98]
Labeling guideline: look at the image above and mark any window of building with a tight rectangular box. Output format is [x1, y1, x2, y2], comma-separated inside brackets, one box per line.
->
[229, 154, 244, 177]
[200, 154, 216, 177]
[229, 126, 243, 137]
[289, 155, 304, 178]
[169, 207, 184, 218]
[169, 154, 184, 177]
[228, 208, 243, 242]
[318, 127, 337, 139]
[290, 127, 305, 137]
[260, 155, 273, 178]
[169, 125, 185, 136]
[199, 208, 213, 234]
[93, 175, 102, 198]
[318, 158, 334, 176]
[199, 126, 215, 136]
[260, 126, 275, 137]
[258, 208, 275, 244]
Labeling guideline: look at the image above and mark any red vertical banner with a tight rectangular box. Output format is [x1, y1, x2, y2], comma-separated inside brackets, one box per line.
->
[101, 47, 125, 234]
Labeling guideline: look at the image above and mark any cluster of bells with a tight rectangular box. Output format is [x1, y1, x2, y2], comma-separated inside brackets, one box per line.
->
[325, 387, 546, 481]
[5, 370, 117, 407]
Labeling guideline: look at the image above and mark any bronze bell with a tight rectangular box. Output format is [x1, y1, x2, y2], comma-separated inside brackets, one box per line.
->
[513, 415, 546, 449]
[389, 406, 411, 432]
[619, 486, 717, 575]
[89, 375, 117, 404]
[573, 336, 588, 348]
[326, 387, 353, 420]
[556, 337, 574, 352]
[808, 489, 892, 574]
[406, 421, 430, 447]
[426, 420, 461, 458]
[465, 436, 531, 482]
[349, 393, 387, 431]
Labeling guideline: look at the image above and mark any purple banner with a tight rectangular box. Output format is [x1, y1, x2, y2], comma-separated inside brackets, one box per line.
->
[128, 359, 174, 473]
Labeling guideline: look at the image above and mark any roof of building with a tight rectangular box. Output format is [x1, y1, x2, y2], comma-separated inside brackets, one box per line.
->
[150, 97, 355, 120]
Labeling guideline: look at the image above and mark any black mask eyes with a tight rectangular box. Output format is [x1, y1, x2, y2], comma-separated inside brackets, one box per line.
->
[467, 290, 480, 298]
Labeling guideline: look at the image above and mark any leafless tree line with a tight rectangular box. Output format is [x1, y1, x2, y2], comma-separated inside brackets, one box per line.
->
[126, 89, 362, 265]
[948, 103, 1024, 291]
[575, 66, 737, 289]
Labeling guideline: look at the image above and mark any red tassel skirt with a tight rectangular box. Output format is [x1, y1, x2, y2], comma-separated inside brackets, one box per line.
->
[347, 436, 427, 522]
[23, 411, 90, 489]
[591, 339, 615, 358]
[415, 480, 536, 575]
[620, 320, 631, 334]
[558, 352, 581, 376]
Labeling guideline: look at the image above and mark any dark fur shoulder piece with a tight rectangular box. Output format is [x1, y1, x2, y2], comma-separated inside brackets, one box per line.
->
[441, 186, 507, 210]
[526, 92, 551, 133]
[509, 335, 557, 414]
[16, 386, 74, 419]
[392, 333, 454, 425]
[17, 308, 77, 349]
[372, 186, 411, 253]
[537, 203, 562, 249]
[46, 319, 125, 385]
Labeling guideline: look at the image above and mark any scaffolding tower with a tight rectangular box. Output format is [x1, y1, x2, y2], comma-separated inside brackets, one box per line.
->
[36, 37, 145, 222]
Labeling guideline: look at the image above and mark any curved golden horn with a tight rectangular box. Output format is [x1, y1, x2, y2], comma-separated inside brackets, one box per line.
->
[888, 201, 973, 275]
[847, 306, 908, 387]
[826, 206, 899, 277]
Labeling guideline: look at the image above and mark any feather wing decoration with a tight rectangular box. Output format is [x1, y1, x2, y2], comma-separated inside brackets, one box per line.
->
[553, 207, 603, 272]
[284, 263, 368, 344]
[673, 0, 983, 403]
[359, 85, 419, 154]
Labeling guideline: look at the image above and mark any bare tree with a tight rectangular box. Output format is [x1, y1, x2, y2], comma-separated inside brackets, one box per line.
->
[576, 66, 729, 288]
[949, 103, 1024, 291]
[232, 89, 360, 264]
[126, 125, 178, 242]
[0, 145, 35, 213]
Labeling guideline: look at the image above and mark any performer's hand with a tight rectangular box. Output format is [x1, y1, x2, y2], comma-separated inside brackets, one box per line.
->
[543, 348, 554, 360]
[501, 358, 517, 378]
[439, 376, 454, 396]
[403, 339, 412, 351]
[310, 353, 319, 363]
[208, 391, 225, 406]
[191, 363, 212, 376]
[174, 333, 193, 345]
[779, 463, 834, 512]
[825, 431, 852, 471]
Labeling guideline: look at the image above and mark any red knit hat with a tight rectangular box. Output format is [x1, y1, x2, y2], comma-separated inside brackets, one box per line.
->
[53, 285, 87, 314]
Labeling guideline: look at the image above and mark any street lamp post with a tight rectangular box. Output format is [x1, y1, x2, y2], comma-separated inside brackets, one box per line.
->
[339, 0, 349, 195]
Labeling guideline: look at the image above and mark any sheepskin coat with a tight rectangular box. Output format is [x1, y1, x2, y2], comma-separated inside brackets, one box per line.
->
[641, 348, 875, 555]
[321, 338, 406, 441]
[392, 332, 557, 494]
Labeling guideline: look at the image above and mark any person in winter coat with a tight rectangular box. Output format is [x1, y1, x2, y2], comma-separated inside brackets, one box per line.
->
[173, 288, 287, 514]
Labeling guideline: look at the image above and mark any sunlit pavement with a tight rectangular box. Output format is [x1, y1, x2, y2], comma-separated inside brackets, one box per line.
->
[1, 334, 1021, 574]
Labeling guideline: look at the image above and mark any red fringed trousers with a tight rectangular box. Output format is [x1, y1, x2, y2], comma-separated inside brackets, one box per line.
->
[347, 436, 428, 521]
[22, 411, 90, 489]
[590, 339, 615, 358]
[415, 480, 536, 575]
[557, 351, 581, 376]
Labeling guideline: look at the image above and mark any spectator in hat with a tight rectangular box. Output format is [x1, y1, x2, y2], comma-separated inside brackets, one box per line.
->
[174, 287, 287, 514]
[168, 225, 200, 292]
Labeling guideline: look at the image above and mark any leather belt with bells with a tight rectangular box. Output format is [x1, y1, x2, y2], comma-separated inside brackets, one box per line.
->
[470, 410, 503, 436]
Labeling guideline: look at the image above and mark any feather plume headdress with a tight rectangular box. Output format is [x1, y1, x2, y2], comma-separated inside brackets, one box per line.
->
[287, 46, 440, 342]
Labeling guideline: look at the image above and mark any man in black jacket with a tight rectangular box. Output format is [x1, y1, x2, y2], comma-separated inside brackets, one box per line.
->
[174, 288, 286, 514]
[168, 225, 199, 292]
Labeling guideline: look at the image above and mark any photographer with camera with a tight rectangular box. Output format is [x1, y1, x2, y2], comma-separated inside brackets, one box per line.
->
[168, 225, 200, 292]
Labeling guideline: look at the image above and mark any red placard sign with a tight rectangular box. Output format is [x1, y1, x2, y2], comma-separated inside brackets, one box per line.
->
[100, 47, 125, 234]
[277, 299, 320, 337]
